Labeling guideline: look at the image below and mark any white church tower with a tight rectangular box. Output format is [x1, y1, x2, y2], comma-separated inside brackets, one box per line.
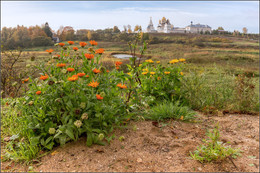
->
[146, 17, 157, 33]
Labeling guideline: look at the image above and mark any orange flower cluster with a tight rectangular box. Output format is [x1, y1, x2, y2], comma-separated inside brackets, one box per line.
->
[57, 63, 66, 68]
[45, 49, 54, 54]
[85, 75, 89, 78]
[88, 81, 99, 88]
[85, 53, 94, 60]
[93, 68, 101, 74]
[22, 78, 29, 84]
[73, 47, 78, 51]
[95, 48, 104, 54]
[77, 72, 86, 77]
[68, 75, 79, 82]
[115, 61, 122, 70]
[117, 83, 127, 89]
[36, 91, 42, 95]
[96, 94, 103, 100]
[68, 41, 74, 45]
[79, 42, 87, 48]
[59, 43, 65, 47]
[89, 40, 98, 46]
[40, 74, 49, 80]
[67, 68, 75, 72]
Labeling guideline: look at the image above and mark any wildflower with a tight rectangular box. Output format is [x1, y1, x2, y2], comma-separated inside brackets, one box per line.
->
[39, 74, 49, 80]
[150, 72, 155, 75]
[28, 101, 34, 105]
[164, 72, 170, 75]
[67, 41, 74, 45]
[81, 113, 88, 120]
[117, 83, 127, 89]
[85, 53, 94, 60]
[73, 47, 79, 51]
[145, 59, 154, 63]
[115, 61, 123, 66]
[22, 78, 29, 84]
[77, 73, 86, 77]
[5, 102, 9, 106]
[59, 43, 65, 47]
[127, 72, 131, 75]
[106, 70, 110, 73]
[95, 48, 104, 54]
[139, 64, 142, 67]
[89, 40, 98, 46]
[67, 68, 75, 72]
[88, 81, 99, 88]
[93, 68, 101, 74]
[179, 58, 186, 62]
[49, 128, 56, 135]
[68, 75, 78, 82]
[169, 59, 179, 64]
[85, 75, 89, 78]
[74, 120, 83, 128]
[61, 69, 67, 74]
[142, 68, 149, 72]
[45, 49, 54, 54]
[56, 63, 66, 68]
[116, 66, 120, 70]
[180, 72, 184, 75]
[96, 94, 103, 100]
[156, 61, 160, 64]
[79, 42, 87, 48]
[100, 91, 106, 97]
[36, 91, 42, 95]
[98, 133, 104, 141]
[88, 47, 94, 52]
[142, 72, 148, 75]
[157, 77, 161, 80]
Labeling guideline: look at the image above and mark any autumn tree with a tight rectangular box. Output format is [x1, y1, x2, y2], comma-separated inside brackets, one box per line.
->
[113, 26, 121, 33]
[87, 31, 92, 40]
[134, 25, 142, 32]
[127, 25, 132, 33]
[217, 26, 224, 31]
[242, 27, 248, 37]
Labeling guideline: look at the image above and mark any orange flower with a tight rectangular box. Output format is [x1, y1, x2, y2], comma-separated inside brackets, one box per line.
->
[68, 75, 79, 82]
[22, 78, 29, 84]
[56, 63, 66, 68]
[39, 74, 49, 80]
[36, 91, 42, 95]
[79, 42, 87, 48]
[5, 102, 9, 106]
[77, 73, 86, 77]
[73, 47, 79, 51]
[67, 41, 74, 45]
[67, 68, 75, 72]
[45, 49, 54, 54]
[117, 83, 127, 89]
[85, 75, 89, 78]
[115, 61, 123, 66]
[89, 40, 98, 46]
[95, 48, 104, 54]
[106, 70, 110, 73]
[93, 68, 101, 74]
[54, 54, 60, 58]
[96, 94, 103, 100]
[88, 81, 99, 88]
[85, 53, 94, 60]
[59, 43, 65, 47]
[116, 66, 120, 70]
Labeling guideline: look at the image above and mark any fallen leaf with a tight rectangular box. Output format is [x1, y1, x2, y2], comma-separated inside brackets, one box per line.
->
[51, 150, 59, 156]
[95, 149, 104, 153]
[137, 158, 143, 163]
[180, 116, 184, 120]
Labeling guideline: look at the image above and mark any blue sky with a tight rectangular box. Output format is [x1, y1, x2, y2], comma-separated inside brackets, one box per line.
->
[1, 1, 259, 33]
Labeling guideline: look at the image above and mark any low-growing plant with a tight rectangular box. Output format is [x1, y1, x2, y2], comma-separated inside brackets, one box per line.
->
[145, 101, 196, 121]
[190, 124, 241, 163]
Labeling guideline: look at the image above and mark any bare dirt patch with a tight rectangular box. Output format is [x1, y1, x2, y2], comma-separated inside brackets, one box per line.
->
[1, 113, 259, 172]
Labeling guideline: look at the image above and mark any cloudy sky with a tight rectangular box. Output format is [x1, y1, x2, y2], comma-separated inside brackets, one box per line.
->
[1, 1, 259, 33]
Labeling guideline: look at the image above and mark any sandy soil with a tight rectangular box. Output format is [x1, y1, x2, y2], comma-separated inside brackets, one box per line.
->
[1, 113, 259, 172]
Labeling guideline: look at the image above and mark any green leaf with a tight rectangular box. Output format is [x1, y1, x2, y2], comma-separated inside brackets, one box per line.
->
[59, 135, 67, 145]
[45, 136, 53, 145]
[86, 133, 93, 147]
[45, 142, 54, 150]
[65, 128, 75, 140]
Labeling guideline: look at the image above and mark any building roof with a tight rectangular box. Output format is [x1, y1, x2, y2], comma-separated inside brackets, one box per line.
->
[187, 24, 211, 28]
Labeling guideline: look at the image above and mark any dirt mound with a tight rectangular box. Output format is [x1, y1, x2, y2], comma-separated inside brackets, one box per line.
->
[1, 113, 259, 172]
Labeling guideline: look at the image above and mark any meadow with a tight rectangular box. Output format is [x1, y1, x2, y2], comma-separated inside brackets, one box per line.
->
[1, 33, 259, 172]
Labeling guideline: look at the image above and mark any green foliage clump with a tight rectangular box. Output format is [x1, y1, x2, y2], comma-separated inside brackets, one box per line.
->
[190, 124, 241, 163]
[145, 101, 196, 121]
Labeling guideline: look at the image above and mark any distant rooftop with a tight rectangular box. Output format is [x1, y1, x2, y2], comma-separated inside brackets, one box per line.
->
[187, 24, 211, 28]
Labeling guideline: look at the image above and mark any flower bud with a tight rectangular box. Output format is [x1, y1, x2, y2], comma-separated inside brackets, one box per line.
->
[74, 120, 82, 128]
[98, 133, 104, 141]
[49, 128, 56, 135]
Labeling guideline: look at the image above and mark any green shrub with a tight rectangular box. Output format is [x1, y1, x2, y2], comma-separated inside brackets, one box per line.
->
[190, 124, 241, 163]
[145, 101, 196, 121]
